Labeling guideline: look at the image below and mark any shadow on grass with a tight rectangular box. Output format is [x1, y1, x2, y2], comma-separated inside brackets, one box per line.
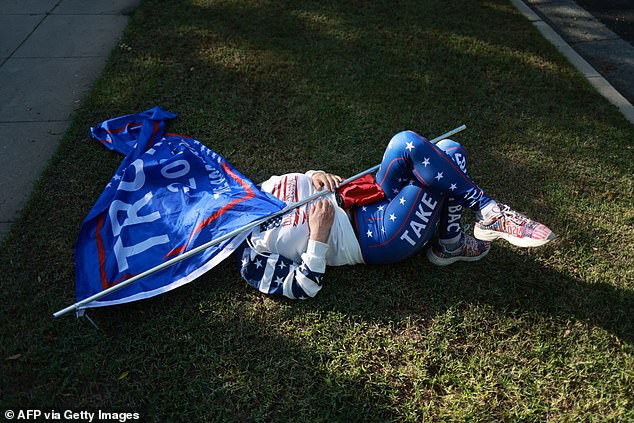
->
[330, 248, 633, 345]
[7, 243, 628, 420]
[98, 0, 633, 221]
[1, 0, 633, 420]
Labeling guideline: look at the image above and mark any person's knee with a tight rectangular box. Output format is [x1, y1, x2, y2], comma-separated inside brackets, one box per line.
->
[436, 139, 468, 174]
[436, 138, 464, 154]
[389, 130, 428, 149]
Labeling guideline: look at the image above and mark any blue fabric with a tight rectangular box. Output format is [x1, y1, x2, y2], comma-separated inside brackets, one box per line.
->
[236, 244, 324, 299]
[353, 131, 491, 265]
[75, 107, 285, 307]
[89, 106, 176, 156]
[435, 139, 468, 241]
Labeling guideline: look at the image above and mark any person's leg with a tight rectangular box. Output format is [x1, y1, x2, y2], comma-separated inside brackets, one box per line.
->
[424, 139, 490, 265]
[377, 131, 556, 249]
[434, 138, 468, 245]
[355, 135, 488, 265]
[376, 131, 493, 212]
[353, 182, 443, 264]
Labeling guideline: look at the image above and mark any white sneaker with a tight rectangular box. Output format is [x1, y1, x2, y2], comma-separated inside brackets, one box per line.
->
[474, 204, 556, 247]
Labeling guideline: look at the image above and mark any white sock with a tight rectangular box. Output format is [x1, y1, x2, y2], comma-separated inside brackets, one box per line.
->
[439, 233, 463, 251]
[477, 201, 499, 222]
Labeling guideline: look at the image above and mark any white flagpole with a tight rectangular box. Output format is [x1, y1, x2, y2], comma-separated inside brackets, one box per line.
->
[53, 125, 465, 318]
[427, 124, 467, 145]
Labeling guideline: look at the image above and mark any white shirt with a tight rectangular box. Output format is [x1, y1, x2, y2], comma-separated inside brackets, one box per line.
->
[249, 172, 364, 268]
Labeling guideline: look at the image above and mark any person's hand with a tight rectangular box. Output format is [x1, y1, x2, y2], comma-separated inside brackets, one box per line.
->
[311, 172, 343, 192]
[308, 200, 335, 243]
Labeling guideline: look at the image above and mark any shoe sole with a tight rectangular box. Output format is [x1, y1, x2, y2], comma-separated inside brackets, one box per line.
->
[426, 246, 490, 267]
[473, 226, 555, 248]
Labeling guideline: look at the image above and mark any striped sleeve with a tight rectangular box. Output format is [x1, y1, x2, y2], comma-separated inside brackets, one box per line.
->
[237, 240, 328, 299]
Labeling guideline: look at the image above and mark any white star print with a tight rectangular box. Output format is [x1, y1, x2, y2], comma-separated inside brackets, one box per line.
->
[422, 157, 430, 167]
[366, 230, 373, 238]
[435, 172, 444, 181]
[362, 206, 367, 212]
[389, 213, 397, 222]
[377, 205, 384, 212]
[381, 227, 386, 234]
[241, 258, 248, 268]
[254, 259, 263, 269]
[274, 276, 284, 285]
[450, 183, 457, 191]
[393, 188, 399, 194]
[399, 197, 406, 205]
[405, 142, 415, 151]
[278, 261, 287, 270]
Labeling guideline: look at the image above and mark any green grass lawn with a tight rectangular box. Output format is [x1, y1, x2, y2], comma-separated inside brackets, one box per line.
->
[1, 0, 633, 421]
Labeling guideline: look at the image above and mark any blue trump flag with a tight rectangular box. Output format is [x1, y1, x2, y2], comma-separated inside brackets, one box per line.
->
[75, 107, 285, 312]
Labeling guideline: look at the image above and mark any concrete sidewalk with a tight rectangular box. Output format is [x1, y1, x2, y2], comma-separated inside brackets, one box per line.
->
[0, 0, 140, 239]
[513, 0, 634, 123]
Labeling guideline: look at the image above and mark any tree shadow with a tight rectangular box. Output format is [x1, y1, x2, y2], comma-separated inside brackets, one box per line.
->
[4, 0, 633, 420]
[320, 247, 633, 345]
[99, 0, 616, 156]
[50, 276, 405, 422]
[61, 240, 632, 421]
[99, 0, 633, 225]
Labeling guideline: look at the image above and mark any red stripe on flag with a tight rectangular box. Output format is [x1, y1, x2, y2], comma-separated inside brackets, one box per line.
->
[95, 214, 110, 290]
[96, 215, 141, 290]
[144, 121, 160, 150]
[164, 161, 256, 258]
[101, 122, 142, 145]
[272, 180, 280, 198]
[110, 121, 142, 134]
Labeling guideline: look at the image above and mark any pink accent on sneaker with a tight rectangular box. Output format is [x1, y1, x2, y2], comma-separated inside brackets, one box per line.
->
[426, 234, 491, 266]
[474, 204, 556, 247]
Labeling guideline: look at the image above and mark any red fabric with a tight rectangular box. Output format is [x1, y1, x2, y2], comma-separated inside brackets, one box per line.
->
[337, 174, 385, 209]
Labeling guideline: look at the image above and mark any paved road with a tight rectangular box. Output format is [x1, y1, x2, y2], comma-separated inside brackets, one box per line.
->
[575, 0, 634, 44]
[524, 0, 634, 105]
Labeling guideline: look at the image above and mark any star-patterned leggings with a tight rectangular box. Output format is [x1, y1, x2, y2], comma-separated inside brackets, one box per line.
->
[353, 130, 493, 265]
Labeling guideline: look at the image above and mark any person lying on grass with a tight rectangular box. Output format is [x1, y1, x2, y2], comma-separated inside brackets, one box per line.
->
[236, 130, 556, 299]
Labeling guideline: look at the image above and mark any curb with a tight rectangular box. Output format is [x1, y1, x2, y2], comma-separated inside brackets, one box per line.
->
[509, 0, 634, 124]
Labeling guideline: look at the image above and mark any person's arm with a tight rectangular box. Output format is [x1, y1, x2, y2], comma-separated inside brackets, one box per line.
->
[238, 200, 335, 299]
[238, 239, 328, 299]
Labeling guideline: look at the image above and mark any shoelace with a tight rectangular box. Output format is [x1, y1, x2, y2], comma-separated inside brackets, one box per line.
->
[500, 204, 531, 225]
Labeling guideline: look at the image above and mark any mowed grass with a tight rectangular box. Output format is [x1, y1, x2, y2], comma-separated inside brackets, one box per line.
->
[1, 0, 633, 421]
